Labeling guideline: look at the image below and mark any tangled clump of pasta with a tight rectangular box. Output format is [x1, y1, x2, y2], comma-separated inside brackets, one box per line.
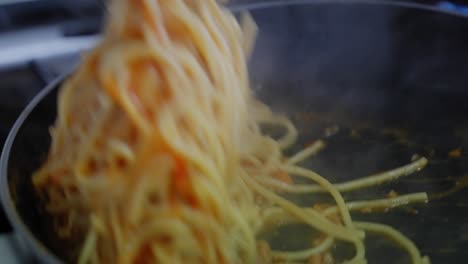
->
[33, 0, 430, 263]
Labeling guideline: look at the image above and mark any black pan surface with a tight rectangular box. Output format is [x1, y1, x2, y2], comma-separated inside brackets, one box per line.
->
[2, 1, 468, 263]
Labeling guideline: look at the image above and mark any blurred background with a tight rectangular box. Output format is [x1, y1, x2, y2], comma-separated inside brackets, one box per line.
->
[0, 0, 467, 263]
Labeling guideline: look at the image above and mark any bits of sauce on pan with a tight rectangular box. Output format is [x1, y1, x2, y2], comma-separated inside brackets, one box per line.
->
[448, 148, 462, 158]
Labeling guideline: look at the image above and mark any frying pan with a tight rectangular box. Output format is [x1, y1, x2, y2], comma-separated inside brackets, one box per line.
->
[2, 0, 468, 263]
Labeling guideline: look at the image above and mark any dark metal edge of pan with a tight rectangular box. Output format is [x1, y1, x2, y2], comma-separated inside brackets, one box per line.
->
[229, 0, 468, 19]
[0, 73, 67, 264]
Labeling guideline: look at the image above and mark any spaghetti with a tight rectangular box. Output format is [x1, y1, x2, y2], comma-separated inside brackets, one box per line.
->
[32, 0, 430, 263]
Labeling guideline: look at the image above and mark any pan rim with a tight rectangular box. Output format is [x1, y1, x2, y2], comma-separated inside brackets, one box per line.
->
[228, 0, 468, 19]
[0, 73, 67, 264]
